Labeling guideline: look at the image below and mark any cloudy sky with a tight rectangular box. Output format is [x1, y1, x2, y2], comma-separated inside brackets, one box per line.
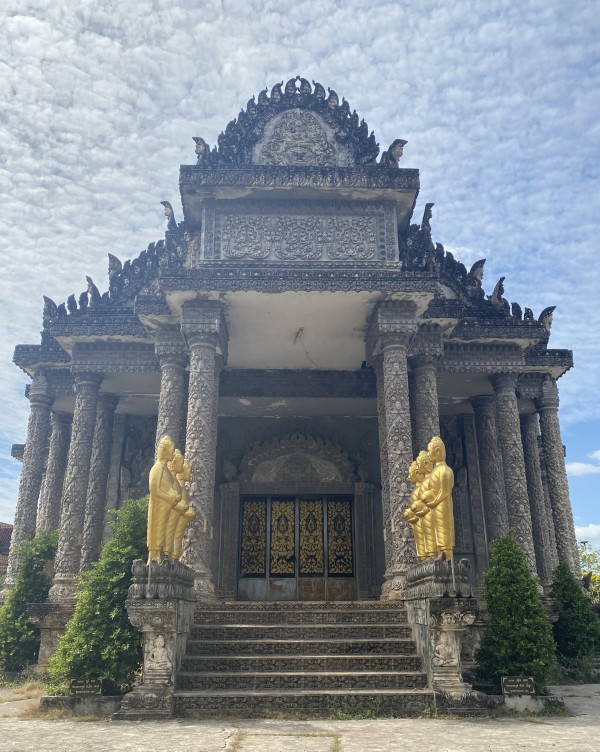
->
[1, 1, 599, 546]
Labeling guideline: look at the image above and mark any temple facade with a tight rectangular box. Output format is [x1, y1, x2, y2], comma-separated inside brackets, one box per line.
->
[3, 77, 578, 623]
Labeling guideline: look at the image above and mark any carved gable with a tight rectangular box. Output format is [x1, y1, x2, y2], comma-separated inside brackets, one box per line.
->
[254, 110, 351, 167]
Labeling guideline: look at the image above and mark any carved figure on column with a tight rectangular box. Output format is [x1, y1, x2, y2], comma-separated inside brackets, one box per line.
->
[148, 436, 181, 564]
[173, 459, 196, 561]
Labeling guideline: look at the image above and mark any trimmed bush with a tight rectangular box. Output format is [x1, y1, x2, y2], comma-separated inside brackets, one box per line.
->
[0, 530, 58, 671]
[475, 532, 556, 694]
[48, 497, 148, 694]
[551, 561, 600, 670]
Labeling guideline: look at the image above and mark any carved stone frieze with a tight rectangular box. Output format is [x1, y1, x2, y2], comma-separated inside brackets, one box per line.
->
[159, 264, 440, 297]
[80, 395, 118, 572]
[440, 344, 524, 374]
[72, 343, 159, 373]
[49, 372, 103, 602]
[2, 371, 53, 590]
[257, 109, 344, 166]
[198, 199, 398, 264]
[536, 377, 579, 574]
[120, 416, 156, 501]
[37, 412, 71, 533]
[49, 312, 148, 339]
[491, 374, 537, 576]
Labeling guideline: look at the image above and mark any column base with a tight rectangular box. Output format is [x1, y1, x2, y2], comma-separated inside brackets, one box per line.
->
[47, 575, 79, 603]
[28, 602, 75, 670]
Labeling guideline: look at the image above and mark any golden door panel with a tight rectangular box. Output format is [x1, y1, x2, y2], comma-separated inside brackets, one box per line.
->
[299, 499, 324, 576]
[327, 498, 354, 576]
[239, 499, 267, 576]
[270, 499, 295, 576]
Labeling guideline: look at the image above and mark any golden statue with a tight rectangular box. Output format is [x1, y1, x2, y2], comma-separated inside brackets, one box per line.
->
[147, 436, 181, 564]
[403, 451, 437, 560]
[172, 458, 196, 561]
[163, 449, 184, 558]
[404, 436, 455, 561]
[422, 436, 455, 560]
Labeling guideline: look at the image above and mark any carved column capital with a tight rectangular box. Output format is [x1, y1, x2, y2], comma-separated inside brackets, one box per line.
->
[535, 375, 560, 412]
[154, 326, 188, 368]
[367, 300, 418, 360]
[71, 369, 104, 387]
[490, 372, 519, 394]
[180, 300, 228, 360]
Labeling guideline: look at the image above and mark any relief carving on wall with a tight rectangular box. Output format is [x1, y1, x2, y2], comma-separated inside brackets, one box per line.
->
[238, 432, 356, 486]
[257, 110, 340, 166]
[218, 213, 378, 261]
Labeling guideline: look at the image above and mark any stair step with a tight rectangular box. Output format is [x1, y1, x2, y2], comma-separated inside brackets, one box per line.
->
[189, 624, 413, 640]
[180, 654, 423, 673]
[174, 689, 434, 718]
[185, 638, 418, 656]
[194, 608, 408, 625]
[177, 670, 428, 691]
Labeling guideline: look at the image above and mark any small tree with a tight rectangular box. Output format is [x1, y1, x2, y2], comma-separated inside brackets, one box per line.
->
[49, 496, 148, 694]
[0, 530, 58, 672]
[551, 561, 600, 670]
[476, 533, 556, 694]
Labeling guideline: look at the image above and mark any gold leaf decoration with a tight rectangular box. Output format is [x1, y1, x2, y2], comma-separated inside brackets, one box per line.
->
[239, 499, 267, 576]
[270, 499, 295, 575]
[299, 499, 324, 576]
[327, 498, 353, 576]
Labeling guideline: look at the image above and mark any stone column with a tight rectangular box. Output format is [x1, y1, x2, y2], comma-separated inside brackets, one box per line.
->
[370, 301, 417, 599]
[2, 372, 52, 590]
[470, 395, 508, 543]
[102, 413, 126, 544]
[155, 327, 188, 452]
[49, 372, 103, 602]
[491, 374, 537, 576]
[37, 413, 71, 533]
[536, 376, 579, 574]
[539, 435, 559, 562]
[180, 301, 227, 598]
[80, 394, 118, 571]
[409, 354, 441, 453]
[520, 413, 558, 588]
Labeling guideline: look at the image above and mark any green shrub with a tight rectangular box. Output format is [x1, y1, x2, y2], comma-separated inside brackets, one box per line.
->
[48, 497, 148, 695]
[0, 530, 58, 672]
[551, 561, 600, 670]
[475, 532, 556, 694]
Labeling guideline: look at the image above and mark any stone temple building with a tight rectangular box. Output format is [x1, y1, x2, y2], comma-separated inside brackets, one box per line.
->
[1, 78, 579, 710]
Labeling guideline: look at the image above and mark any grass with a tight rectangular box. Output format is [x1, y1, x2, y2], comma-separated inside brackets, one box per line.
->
[18, 704, 105, 722]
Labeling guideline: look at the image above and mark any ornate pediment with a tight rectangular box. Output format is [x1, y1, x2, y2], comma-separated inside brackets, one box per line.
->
[238, 432, 356, 485]
[192, 77, 382, 167]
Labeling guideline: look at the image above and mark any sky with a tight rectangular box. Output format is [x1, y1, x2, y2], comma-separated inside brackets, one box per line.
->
[1, 0, 599, 547]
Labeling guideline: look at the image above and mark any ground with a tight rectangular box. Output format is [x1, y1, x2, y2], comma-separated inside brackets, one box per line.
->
[0, 685, 598, 751]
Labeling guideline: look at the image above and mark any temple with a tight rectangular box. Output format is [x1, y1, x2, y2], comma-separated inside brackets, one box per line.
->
[2, 78, 579, 713]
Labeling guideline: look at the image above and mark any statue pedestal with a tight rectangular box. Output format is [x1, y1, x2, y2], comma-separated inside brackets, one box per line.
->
[405, 558, 496, 712]
[114, 559, 195, 719]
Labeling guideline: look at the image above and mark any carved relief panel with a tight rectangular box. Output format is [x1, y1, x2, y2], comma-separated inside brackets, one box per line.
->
[440, 417, 474, 556]
[199, 199, 399, 263]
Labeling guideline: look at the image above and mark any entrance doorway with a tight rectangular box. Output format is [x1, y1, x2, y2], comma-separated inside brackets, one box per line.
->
[237, 495, 355, 601]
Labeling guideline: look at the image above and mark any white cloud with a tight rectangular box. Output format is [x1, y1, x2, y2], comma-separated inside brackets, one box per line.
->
[575, 525, 600, 551]
[566, 462, 600, 477]
[588, 450, 600, 462]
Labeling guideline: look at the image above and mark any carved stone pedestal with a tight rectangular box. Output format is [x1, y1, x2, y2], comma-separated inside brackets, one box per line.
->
[404, 559, 493, 710]
[115, 559, 195, 719]
[28, 602, 75, 671]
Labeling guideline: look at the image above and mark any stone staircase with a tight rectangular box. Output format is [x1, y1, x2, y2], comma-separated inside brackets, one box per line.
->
[174, 602, 434, 718]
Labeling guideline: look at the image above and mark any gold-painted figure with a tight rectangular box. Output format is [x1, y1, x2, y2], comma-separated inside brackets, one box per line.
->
[163, 449, 184, 558]
[404, 436, 455, 561]
[422, 436, 455, 560]
[148, 436, 181, 564]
